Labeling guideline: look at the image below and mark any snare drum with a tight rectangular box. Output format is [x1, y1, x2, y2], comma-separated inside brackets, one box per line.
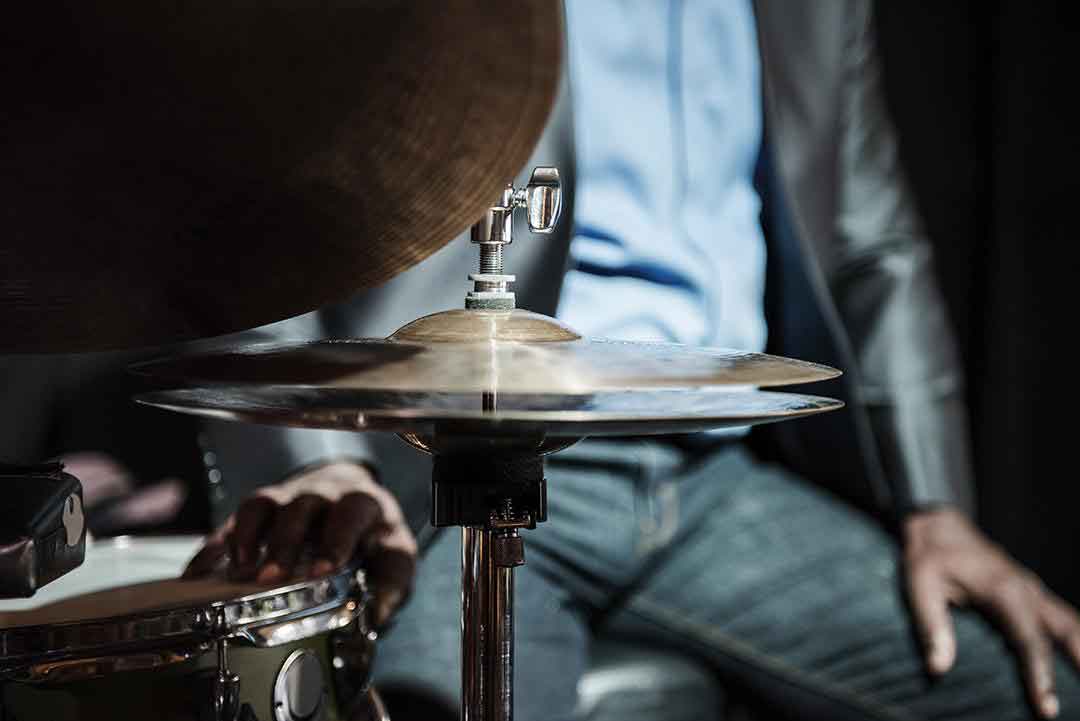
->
[0, 536, 384, 721]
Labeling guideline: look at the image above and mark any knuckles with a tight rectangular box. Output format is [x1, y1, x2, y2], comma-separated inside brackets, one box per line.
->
[285, 492, 331, 513]
[225, 464, 415, 580]
[981, 570, 1047, 619]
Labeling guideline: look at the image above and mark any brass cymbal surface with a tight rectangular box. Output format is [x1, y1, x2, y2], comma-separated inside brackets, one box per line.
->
[136, 386, 844, 439]
[135, 309, 844, 450]
[1, 1, 561, 353]
[133, 311, 842, 394]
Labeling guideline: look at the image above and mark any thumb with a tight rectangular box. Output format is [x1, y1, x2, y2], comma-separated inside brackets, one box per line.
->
[183, 539, 228, 579]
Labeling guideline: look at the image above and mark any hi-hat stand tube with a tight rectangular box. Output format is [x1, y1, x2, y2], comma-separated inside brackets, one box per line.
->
[461, 526, 490, 721]
[490, 558, 515, 721]
[435, 452, 545, 721]
[461, 526, 517, 721]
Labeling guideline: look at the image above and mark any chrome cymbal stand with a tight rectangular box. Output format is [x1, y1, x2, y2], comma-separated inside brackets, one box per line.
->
[433, 452, 547, 721]
[431, 168, 561, 721]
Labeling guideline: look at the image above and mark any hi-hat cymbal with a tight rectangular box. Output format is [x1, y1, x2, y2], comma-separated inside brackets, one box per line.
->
[0, 2, 561, 353]
[136, 386, 843, 441]
[134, 310, 842, 394]
[135, 308, 844, 449]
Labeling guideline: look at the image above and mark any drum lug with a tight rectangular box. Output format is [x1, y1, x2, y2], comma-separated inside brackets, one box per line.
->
[330, 613, 378, 717]
[203, 609, 243, 721]
[348, 688, 390, 721]
[213, 667, 241, 721]
[195, 667, 254, 721]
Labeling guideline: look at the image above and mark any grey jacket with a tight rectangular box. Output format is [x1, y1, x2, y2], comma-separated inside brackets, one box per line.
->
[201, 0, 975, 527]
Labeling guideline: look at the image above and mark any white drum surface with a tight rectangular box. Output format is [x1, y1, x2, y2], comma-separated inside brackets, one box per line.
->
[0, 535, 270, 627]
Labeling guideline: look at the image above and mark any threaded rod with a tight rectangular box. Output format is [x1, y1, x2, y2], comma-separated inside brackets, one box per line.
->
[479, 245, 504, 275]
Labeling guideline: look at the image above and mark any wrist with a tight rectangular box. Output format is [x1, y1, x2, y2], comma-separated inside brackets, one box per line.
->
[902, 504, 975, 551]
[282, 456, 379, 486]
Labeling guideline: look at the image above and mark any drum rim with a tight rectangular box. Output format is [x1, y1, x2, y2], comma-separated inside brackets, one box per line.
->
[0, 566, 367, 667]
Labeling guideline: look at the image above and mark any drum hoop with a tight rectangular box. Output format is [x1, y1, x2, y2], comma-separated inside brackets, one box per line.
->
[0, 567, 367, 668]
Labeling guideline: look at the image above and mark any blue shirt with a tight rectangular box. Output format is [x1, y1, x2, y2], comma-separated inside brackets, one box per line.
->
[558, 0, 767, 353]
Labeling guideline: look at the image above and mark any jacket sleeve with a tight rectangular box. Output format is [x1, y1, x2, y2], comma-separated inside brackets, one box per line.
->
[829, 0, 975, 515]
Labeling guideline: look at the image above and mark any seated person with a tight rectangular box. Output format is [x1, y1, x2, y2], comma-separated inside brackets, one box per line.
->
[185, 1, 1080, 719]
[3, 2, 1076, 720]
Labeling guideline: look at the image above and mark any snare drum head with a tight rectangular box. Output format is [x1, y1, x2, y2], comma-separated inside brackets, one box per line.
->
[0, 535, 268, 627]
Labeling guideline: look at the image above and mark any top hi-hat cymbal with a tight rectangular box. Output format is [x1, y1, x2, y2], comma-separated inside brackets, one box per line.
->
[0, 1, 561, 353]
[133, 309, 842, 395]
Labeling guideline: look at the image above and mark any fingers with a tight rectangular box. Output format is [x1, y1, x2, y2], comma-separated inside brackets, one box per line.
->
[988, 575, 1058, 718]
[904, 511, 1072, 719]
[183, 515, 235, 579]
[1042, 592, 1080, 671]
[906, 560, 957, 675]
[258, 494, 329, 584]
[213, 462, 417, 627]
[230, 496, 277, 579]
[366, 544, 417, 627]
[313, 490, 417, 625]
[183, 540, 228, 579]
[359, 488, 418, 625]
[311, 492, 384, 576]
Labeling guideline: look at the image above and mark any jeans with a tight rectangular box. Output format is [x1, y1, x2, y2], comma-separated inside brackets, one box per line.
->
[374, 439, 1080, 721]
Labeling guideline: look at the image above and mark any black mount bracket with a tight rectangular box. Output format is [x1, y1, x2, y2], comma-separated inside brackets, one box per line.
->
[431, 453, 547, 528]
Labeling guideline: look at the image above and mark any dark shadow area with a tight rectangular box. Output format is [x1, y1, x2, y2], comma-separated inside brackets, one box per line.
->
[876, 0, 1079, 602]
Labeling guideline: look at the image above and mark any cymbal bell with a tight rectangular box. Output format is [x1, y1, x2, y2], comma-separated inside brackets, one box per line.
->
[1, 1, 561, 353]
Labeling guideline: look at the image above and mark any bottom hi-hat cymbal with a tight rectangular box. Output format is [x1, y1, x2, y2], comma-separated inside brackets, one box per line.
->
[136, 386, 843, 439]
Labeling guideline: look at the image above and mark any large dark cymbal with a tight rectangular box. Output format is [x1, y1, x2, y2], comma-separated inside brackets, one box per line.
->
[133, 310, 842, 393]
[0, 2, 561, 353]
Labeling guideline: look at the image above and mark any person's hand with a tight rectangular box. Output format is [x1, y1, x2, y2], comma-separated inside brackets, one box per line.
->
[184, 461, 417, 626]
[904, 507, 1080, 718]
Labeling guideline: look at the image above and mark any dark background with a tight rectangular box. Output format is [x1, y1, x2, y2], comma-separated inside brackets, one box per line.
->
[876, 1, 1079, 602]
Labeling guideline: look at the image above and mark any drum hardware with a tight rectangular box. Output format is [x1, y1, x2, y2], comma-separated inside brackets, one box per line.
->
[207, 609, 242, 721]
[432, 452, 546, 721]
[467, 167, 562, 311]
[6, 644, 210, 684]
[456, 463, 545, 721]
[230, 597, 367, 649]
[1, 569, 365, 665]
[272, 650, 327, 721]
[134, 161, 846, 721]
[0, 464, 86, 599]
[1, 541, 380, 721]
[329, 616, 380, 719]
